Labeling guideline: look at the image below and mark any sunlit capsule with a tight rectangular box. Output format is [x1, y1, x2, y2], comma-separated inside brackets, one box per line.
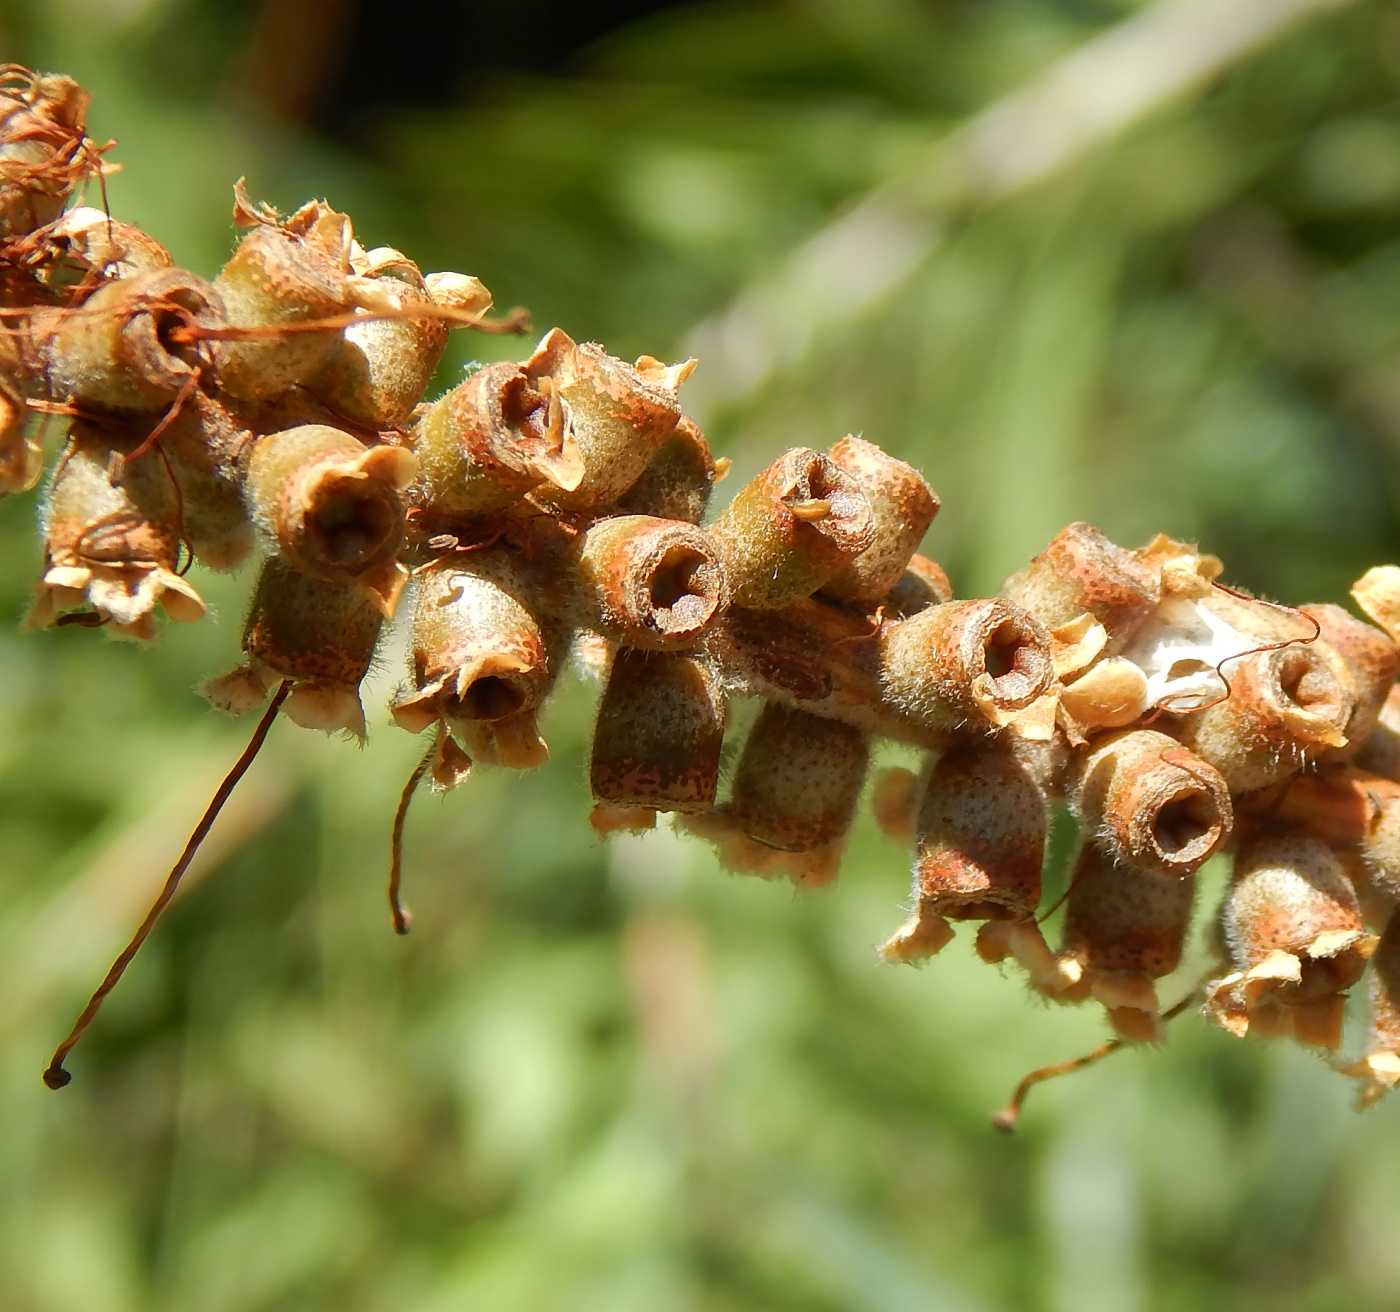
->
[1057, 842, 1196, 1042]
[202, 556, 382, 738]
[884, 553, 954, 618]
[1299, 603, 1400, 761]
[28, 422, 204, 641]
[1073, 729, 1231, 878]
[616, 416, 717, 525]
[242, 423, 414, 617]
[1208, 831, 1375, 1049]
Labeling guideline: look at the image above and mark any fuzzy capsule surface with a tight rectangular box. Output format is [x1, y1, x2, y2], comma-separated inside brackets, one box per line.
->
[1210, 831, 1373, 1047]
[590, 649, 724, 813]
[0, 73, 92, 238]
[44, 269, 225, 413]
[879, 599, 1053, 734]
[213, 222, 351, 403]
[1300, 603, 1400, 762]
[728, 703, 869, 852]
[1176, 643, 1355, 793]
[243, 424, 414, 614]
[616, 416, 715, 525]
[1074, 729, 1231, 878]
[1058, 842, 1196, 1039]
[820, 436, 938, 604]
[413, 361, 582, 518]
[573, 514, 727, 651]
[529, 331, 686, 511]
[30, 423, 204, 640]
[707, 448, 874, 610]
[884, 553, 954, 617]
[1001, 521, 1159, 649]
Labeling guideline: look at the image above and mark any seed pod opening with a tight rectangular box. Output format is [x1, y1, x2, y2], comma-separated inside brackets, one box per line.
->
[615, 416, 716, 524]
[820, 436, 938, 605]
[1177, 644, 1355, 793]
[1300, 603, 1400, 761]
[44, 269, 226, 413]
[1057, 842, 1196, 1042]
[1208, 831, 1375, 1048]
[707, 447, 874, 610]
[243, 424, 414, 616]
[574, 515, 727, 650]
[1074, 729, 1231, 878]
[881, 738, 1046, 966]
[527, 330, 688, 511]
[29, 423, 204, 640]
[880, 599, 1053, 733]
[390, 552, 551, 780]
[590, 649, 724, 816]
[412, 360, 583, 518]
[1001, 522, 1159, 648]
[203, 556, 382, 738]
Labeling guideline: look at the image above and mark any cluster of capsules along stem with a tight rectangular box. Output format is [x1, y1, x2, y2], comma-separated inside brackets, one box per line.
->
[11, 69, 1400, 1114]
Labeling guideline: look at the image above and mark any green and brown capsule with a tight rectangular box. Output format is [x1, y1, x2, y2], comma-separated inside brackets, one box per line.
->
[1209, 831, 1376, 1049]
[1341, 908, 1400, 1107]
[819, 436, 938, 606]
[1073, 729, 1231, 879]
[242, 423, 415, 617]
[707, 447, 874, 610]
[43, 206, 173, 284]
[572, 514, 727, 651]
[884, 552, 953, 618]
[0, 356, 41, 495]
[1056, 842, 1196, 1042]
[390, 551, 552, 784]
[28, 421, 204, 640]
[0, 71, 96, 240]
[202, 555, 382, 737]
[589, 648, 724, 827]
[882, 738, 1047, 968]
[411, 360, 583, 519]
[615, 416, 717, 525]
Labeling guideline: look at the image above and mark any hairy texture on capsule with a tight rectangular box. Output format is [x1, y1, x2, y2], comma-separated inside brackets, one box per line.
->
[590, 649, 724, 816]
[572, 514, 727, 650]
[1074, 729, 1231, 878]
[1177, 644, 1354, 793]
[1209, 831, 1374, 1048]
[242, 423, 414, 616]
[820, 436, 938, 604]
[1300, 603, 1400, 762]
[412, 360, 582, 518]
[1057, 842, 1196, 1041]
[203, 556, 381, 737]
[707, 447, 874, 610]
[879, 599, 1053, 734]
[0, 72, 96, 239]
[529, 330, 688, 511]
[616, 416, 716, 524]
[29, 423, 203, 640]
[1001, 521, 1160, 650]
[42, 269, 225, 413]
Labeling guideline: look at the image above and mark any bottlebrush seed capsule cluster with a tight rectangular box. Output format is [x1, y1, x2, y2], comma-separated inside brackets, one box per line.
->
[11, 68, 1400, 1108]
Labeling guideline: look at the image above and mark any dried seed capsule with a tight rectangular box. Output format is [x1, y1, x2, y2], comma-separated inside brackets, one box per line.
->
[528, 330, 689, 511]
[885, 553, 953, 617]
[1176, 644, 1355, 793]
[819, 436, 938, 605]
[881, 739, 1046, 967]
[707, 447, 874, 609]
[1001, 522, 1159, 649]
[412, 361, 583, 518]
[213, 220, 353, 403]
[1341, 909, 1400, 1107]
[1300, 603, 1400, 762]
[615, 416, 716, 524]
[573, 515, 727, 651]
[202, 556, 381, 737]
[0, 72, 95, 239]
[43, 269, 225, 413]
[1357, 685, 1400, 782]
[1208, 831, 1375, 1048]
[590, 649, 724, 817]
[28, 423, 204, 640]
[0, 360, 41, 494]
[729, 703, 868, 854]
[242, 424, 414, 616]
[879, 599, 1053, 734]
[1057, 842, 1196, 1042]
[306, 248, 459, 429]
[1351, 565, 1400, 643]
[44, 205, 173, 282]
[390, 551, 551, 780]
[1073, 729, 1231, 878]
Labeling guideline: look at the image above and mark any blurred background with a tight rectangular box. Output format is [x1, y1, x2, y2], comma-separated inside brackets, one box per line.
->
[2, 0, 1400, 1307]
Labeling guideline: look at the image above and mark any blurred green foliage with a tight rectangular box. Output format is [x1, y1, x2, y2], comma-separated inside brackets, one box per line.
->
[3, 0, 1400, 1308]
